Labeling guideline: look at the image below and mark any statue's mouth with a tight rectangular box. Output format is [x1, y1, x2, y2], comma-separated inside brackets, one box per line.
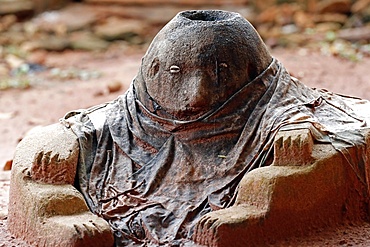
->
[179, 10, 236, 22]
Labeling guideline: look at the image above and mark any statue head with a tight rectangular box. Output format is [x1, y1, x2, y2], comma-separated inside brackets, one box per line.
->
[136, 10, 273, 120]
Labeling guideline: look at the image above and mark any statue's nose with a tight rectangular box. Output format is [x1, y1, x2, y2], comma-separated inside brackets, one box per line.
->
[182, 70, 216, 106]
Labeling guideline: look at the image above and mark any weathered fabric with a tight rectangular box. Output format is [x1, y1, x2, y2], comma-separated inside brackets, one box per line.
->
[63, 58, 370, 246]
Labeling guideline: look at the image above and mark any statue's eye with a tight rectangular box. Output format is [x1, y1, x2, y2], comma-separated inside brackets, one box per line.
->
[149, 58, 160, 77]
[170, 65, 180, 74]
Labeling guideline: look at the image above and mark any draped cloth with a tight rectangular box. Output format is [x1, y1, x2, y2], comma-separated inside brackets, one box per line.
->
[63, 58, 370, 246]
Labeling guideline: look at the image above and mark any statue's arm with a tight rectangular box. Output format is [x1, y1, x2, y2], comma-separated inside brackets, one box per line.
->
[193, 127, 316, 246]
[18, 122, 80, 185]
[9, 122, 115, 246]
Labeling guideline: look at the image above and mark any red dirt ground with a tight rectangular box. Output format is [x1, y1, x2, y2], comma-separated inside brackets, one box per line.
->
[0, 47, 370, 246]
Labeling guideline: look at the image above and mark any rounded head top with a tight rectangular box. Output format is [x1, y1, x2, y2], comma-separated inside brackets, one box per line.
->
[136, 10, 273, 121]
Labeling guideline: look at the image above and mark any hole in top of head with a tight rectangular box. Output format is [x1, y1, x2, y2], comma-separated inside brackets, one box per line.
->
[180, 10, 235, 22]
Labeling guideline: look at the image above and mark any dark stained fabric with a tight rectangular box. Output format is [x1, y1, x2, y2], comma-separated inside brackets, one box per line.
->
[63, 58, 370, 246]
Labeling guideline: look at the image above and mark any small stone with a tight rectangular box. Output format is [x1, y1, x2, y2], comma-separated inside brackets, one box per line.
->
[69, 31, 109, 51]
[27, 50, 47, 65]
[0, 111, 16, 120]
[294, 11, 315, 29]
[314, 13, 348, 24]
[0, 0, 33, 15]
[3, 160, 12, 171]
[1, 30, 27, 46]
[315, 22, 342, 32]
[32, 4, 98, 33]
[275, 4, 299, 26]
[249, 0, 276, 12]
[256, 6, 279, 24]
[256, 4, 299, 26]
[23, 21, 39, 36]
[93, 90, 105, 97]
[5, 54, 24, 69]
[107, 80, 122, 93]
[351, 0, 370, 14]
[0, 211, 7, 220]
[281, 24, 299, 34]
[94, 17, 148, 42]
[0, 14, 17, 32]
[0, 64, 9, 77]
[33, 35, 70, 51]
[32, 0, 71, 14]
[317, 0, 351, 14]
[338, 26, 370, 41]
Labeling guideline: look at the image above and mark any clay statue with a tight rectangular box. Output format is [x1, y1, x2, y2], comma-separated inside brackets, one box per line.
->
[8, 10, 370, 247]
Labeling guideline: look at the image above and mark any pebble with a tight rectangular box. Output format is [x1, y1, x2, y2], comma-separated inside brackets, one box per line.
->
[3, 161, 12, 171]
[107, 80, 122, 93]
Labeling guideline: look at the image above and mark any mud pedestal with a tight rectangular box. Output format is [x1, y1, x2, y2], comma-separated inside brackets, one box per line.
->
[8, 123, 114, 247]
